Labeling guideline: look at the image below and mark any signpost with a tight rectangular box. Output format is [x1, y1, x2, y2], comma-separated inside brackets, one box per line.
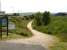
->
[0, 15, 8, 39]
[0, 18, 2, 39]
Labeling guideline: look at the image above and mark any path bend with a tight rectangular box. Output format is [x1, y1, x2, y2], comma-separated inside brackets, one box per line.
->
[0, 20, 59, 50]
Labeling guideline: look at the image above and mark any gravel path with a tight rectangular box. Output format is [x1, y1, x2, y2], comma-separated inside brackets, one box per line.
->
[0, 20, 59, 50]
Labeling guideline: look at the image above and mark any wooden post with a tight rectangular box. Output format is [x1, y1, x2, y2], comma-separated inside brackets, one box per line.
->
[0, 18, 2, 40]
[6, 16, 8, 36]
[4, 15, 8, 37]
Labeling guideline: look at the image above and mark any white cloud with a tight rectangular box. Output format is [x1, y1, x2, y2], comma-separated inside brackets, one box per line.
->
[1, 0, 67, 13]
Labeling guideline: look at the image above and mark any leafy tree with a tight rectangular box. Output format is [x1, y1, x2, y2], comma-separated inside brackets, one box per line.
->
[34, 12, 42, 26]
[42, 11, 51, 25]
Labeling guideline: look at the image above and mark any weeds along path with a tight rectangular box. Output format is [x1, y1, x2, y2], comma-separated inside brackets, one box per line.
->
[0, 20, 59, 50]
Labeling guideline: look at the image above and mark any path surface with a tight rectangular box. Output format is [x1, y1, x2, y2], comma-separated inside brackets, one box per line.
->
[0, 20, 58, 50]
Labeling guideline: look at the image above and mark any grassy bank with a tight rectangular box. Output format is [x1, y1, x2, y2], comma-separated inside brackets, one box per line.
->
[0, 16, 33, 40]
[33, 16, 67, 42]
[9, 16, 33, 37]
[33, 16, 67, 50]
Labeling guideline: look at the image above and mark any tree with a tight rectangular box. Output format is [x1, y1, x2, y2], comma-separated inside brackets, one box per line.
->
[34, 12, 42, 26]
[42, 11, 51, 25]
[13, 13, 19, 16]
[29, 15, 34, 19]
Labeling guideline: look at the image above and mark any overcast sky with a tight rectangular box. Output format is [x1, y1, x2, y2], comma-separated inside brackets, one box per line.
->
[1, 0, 67, 13]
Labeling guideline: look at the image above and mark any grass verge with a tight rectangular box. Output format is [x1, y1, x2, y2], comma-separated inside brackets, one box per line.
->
[32, 16, 67, 50]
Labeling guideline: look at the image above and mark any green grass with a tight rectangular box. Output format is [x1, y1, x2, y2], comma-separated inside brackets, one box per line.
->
[0, 33, 24, 40]
[50, 42, 67, 50]
[33, 16, 67, 50]
[33, 16, 67, 42]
